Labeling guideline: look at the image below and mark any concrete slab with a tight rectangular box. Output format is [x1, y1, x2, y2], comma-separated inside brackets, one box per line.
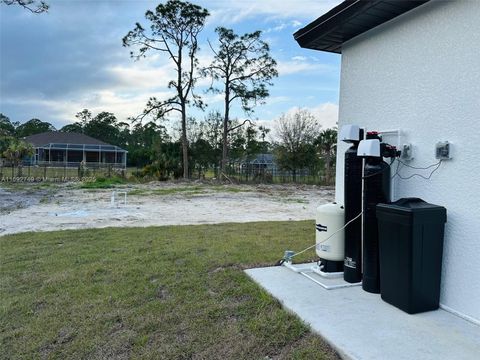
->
[245, 265, 480, 360]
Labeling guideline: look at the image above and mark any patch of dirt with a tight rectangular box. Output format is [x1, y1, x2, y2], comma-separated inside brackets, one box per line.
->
[39, 327, 76, 359]
[91, 331, 134, 360]
[209, 263, 250, 273]
[0, 187, 53, 214]
[84, 319, 136, 360]
[269, 333, 341, 360]
[155, 285, 170, 300]
[33, 300, 47, 314]
[0, 182, 335, 235]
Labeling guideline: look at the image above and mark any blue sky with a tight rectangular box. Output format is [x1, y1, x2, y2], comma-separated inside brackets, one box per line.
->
[0, 0, 342, 134]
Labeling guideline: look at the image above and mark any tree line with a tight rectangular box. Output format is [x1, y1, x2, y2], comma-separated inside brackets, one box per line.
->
[0, 109, 337, 183]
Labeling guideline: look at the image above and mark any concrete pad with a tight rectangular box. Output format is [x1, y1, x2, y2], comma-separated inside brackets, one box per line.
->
[245, 265, 480, 360]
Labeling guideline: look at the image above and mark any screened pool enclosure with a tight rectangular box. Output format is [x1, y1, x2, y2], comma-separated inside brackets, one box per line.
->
[23, 132, 127, 169]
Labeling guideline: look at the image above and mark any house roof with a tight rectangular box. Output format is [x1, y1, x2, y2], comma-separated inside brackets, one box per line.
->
[244, 153, 275, 165]
[293, 0, 431, 53]
[24, 131, 109, 147]
[252, 153, 275, 164]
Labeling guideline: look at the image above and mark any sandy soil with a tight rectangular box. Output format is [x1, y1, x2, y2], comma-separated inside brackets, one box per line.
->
[0, 182, 335, 235]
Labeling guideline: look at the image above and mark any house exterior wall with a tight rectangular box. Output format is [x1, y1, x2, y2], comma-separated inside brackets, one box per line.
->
[335, 0, 480, 322]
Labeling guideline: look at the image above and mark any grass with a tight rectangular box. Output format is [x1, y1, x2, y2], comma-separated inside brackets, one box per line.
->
[127, 186, 205, 196]
[79, 176, 127, 189]
[0, 222, 338, 360]
[0, 181, 56, 192]
[128, 185, 253, 197]
[279, 198, 309, 204]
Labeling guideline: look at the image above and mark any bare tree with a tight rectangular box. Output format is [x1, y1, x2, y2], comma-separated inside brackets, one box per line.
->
[1, 0, 48, 13]
[274, 109, 322, 181]
[204, 27, 277, 176]
[123, 0, 209, 179]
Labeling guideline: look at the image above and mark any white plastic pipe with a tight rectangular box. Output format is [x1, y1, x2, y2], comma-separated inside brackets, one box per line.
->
[110, 191, 116, 207]
[282, 261, 313, 273]
[300, 272, 361, 290]
[111, 191, 127, 207]
[282, 262, 362, 290]
[311, 264, 343, 279]
[361, 128, 366, 274]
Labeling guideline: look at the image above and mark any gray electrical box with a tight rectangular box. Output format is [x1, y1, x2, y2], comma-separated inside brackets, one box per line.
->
[401, 143, 413, 161]
[435, 141, 451, 160]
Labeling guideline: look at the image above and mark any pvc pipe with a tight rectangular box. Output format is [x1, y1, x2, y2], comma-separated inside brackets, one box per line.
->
[111, 191, 127, 207]
[377, 129, 400, 134]
[311, 265, 343, 279]
[282, 262, 362, 290]
[300, 272, 362, 290]
[361, 128, 366, 274]
[282, 261, 314, 273]
[111, 191, 116, 207]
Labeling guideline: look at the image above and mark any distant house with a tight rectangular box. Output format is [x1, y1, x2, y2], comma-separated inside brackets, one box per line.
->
[242, 153, 276, 172]
[240, 153, 311, 179]
[23, 131, 127, 169]
[294, 1, 480, 323]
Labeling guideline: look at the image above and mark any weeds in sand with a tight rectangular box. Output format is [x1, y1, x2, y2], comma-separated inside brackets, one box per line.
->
[127, 185, 252, 197]
[79, 177, 127, 189]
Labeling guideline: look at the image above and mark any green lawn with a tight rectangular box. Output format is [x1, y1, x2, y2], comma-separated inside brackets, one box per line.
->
[0, 222, 339, 359]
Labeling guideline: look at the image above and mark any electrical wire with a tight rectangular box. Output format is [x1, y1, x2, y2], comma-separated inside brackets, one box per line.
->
[391, 159, 403, 179]
[397, 161, 442, 180]
[397, 158, 441, 170]
[392, 159, 443, 180]
[287, 211, 363, 260]
[362, 158, 395, 179]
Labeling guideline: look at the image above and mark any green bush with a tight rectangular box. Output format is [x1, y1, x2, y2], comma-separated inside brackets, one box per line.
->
[80, 176, 126, 189]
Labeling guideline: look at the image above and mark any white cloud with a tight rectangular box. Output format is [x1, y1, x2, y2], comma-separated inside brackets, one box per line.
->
[202, 93, 224, 106]
[3, 89, 174, 127]
[291, 20, 303, 28]
[265, 23, 288, 33]
[265, 20, 305, 33]
[286, 103, 339, 129]
[207, 0, 342, 24]
[264, 96, 291, 106]
[107, 63, 173, 92]
[276, 58, 334, 76]
[78, 90, 174, 122]
[255, 102, 339, 141]
[291, 56, 307, 61]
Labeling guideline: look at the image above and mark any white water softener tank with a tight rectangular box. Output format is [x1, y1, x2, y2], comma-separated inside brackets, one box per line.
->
[316, 203, 345, 272]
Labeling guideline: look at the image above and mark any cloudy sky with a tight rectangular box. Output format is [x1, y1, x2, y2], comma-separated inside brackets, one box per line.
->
[0, 0, 342, 134]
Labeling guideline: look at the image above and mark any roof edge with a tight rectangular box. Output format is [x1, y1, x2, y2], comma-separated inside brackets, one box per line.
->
[294, 0, 431, 54]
